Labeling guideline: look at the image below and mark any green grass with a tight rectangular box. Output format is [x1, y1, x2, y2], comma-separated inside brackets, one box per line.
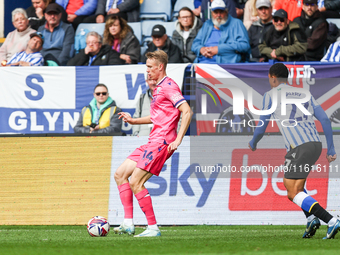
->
[0, 225, 339, 255]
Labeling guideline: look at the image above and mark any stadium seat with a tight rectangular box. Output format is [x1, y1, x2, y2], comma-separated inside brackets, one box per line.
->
[163, 21, 177, 38]
[75, 23, 106, 36]
[140, 45, 148, 57]
[128, 22, 142, 45]
[172, 0, 195, 20]
[327, 18, 340, 28]
[140, 0, 172, 21]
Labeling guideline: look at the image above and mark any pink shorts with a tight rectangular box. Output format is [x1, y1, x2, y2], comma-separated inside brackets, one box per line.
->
[128, 141, 174, 176]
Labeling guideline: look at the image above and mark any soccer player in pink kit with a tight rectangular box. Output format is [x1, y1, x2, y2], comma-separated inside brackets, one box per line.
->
[114, 50, 192, 237]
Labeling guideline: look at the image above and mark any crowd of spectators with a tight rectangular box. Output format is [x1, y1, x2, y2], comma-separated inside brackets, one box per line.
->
[2, 0, 340, 66]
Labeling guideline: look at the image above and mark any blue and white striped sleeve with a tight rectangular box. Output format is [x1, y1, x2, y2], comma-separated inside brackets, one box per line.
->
[312, 96, 336, 156]
[249, 92, 272, 149]
[28, 53, 44, 66]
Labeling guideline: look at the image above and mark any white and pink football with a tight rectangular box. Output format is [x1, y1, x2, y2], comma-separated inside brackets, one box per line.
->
[87, 216, 110, 237]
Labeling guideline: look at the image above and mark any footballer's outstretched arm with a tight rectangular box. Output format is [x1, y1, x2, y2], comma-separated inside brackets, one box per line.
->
[249, 114, 271, 151]
[313, 105, 337, 162]
[119, 112, 152, 125]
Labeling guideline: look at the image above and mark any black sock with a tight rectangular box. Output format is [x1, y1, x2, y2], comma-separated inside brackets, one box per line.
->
[302, 209, 312, 218]
[310, 203, 333, 223]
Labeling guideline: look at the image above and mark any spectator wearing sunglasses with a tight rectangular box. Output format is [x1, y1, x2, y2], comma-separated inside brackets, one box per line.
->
[74, 83, 122, 134]
[5, 32, 44, 66]
[293, 0, 328, 61]
[258, 9, 307, 62]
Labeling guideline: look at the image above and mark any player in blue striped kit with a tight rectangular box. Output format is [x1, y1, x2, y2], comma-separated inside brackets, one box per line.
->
[249, 63, 339, 239]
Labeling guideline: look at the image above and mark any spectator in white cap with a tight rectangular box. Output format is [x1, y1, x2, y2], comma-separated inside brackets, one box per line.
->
[248, 0, 273, 61]
[191, 0, 250, 63]
[200, 0, 237, 22]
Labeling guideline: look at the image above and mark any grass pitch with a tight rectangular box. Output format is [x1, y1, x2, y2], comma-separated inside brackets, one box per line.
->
[0, 225, 339, 255]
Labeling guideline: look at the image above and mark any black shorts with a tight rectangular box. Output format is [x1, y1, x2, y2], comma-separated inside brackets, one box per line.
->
[284, 142, 322, 179]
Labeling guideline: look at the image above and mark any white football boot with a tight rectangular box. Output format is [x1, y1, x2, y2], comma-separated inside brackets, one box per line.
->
[134, 227, 161, 237]
[113, 223, 135, 235]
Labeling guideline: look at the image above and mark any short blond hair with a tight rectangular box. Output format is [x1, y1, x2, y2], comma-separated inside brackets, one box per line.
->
[145, 50, 168, 70]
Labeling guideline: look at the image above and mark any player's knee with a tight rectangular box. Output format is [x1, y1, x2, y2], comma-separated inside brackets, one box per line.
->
[287, 192, 295, 201]
[287, 189, 302, 201]
[129, 179, 137, 192]
[129, 178, 142, 193]
[114, 170, 123, 183]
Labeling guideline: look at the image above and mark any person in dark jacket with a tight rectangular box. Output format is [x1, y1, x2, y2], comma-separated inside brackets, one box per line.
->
[259, 9, 307, 62]
[83, 0, 140, 23]
[172, 7, 203, 63]
[37, 3, 75, 66]
[319, 0, 340, 18]
[67, 31, 125, 66]
[26, 0, 68, 30]
[141, 24, 183, 63]
[293, 0, 328, 61]
[103, 15, 140, 64]
[248, 0, 273, 61]
[74, 83, 122, 134]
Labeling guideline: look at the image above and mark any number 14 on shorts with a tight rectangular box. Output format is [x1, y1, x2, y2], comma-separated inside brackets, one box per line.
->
[143, 150, 153, 161]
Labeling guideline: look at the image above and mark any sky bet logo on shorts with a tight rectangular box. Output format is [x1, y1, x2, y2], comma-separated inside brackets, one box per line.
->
[228, 149, 329, 211]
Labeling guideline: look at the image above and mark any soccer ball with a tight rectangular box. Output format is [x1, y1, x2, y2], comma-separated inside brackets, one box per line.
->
[87, 216, 110, 237]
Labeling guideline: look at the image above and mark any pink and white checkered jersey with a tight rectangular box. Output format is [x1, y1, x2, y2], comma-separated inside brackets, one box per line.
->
[148, 76, 186, 145]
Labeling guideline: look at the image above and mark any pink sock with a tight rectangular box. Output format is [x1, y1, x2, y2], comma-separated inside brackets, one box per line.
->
[135, 189, 157, 225]
[118, 183, 133, 219]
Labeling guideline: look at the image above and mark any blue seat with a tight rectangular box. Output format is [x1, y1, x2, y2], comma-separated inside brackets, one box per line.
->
[327, 18, 340, 28]
[140, 0, 172, 21]
[163, 21, 177, 38]
[141, 20, 167, 45]
[140, 45, 148, 57]
[128, 22, 142, 45]
[172, 0, 195, 20]
[75, 23, 106, 36]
